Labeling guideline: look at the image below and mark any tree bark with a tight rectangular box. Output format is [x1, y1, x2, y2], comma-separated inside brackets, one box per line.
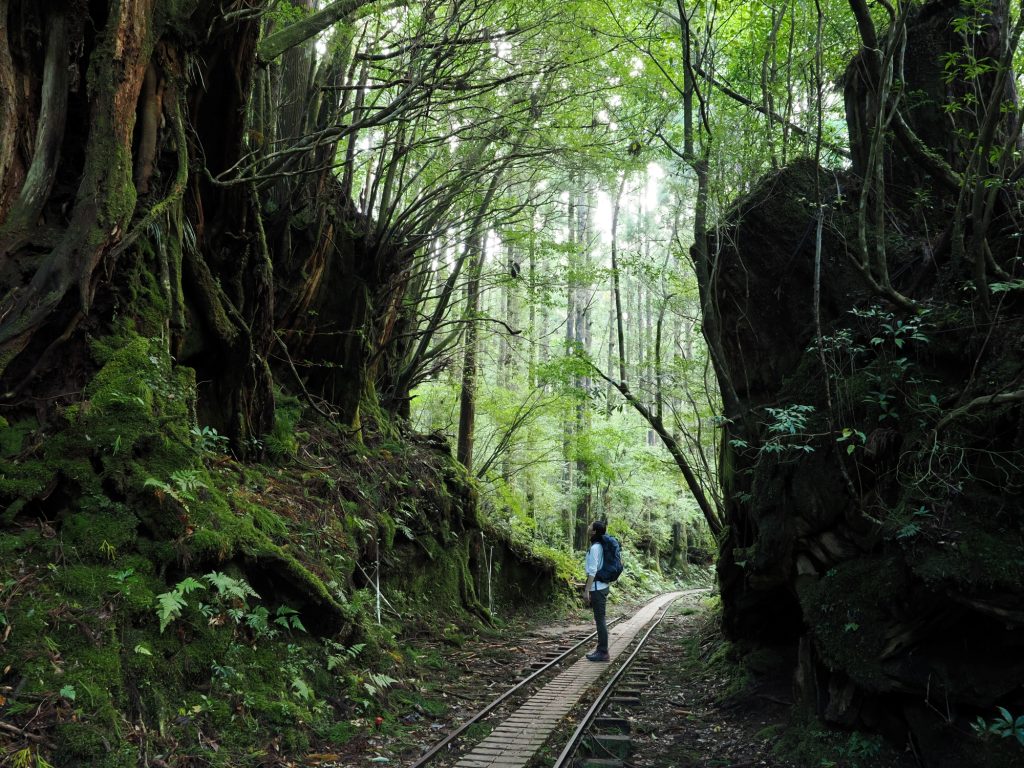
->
[456, 233, 483, 471]
[610, 176, 628, 385]
[257, 0, 374, 64]
[0, 8, 68, 249]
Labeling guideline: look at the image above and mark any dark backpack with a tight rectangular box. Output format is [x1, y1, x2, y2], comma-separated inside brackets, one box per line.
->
[595, 534, 623, 583]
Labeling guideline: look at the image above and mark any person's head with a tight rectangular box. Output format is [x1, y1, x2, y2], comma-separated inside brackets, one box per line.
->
[589, 519, 607, 542]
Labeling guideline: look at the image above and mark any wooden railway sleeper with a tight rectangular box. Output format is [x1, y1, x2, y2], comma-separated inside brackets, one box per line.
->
[553, 596, 683, 768]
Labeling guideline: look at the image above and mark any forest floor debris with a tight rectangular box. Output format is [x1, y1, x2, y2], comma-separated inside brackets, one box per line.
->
[623, 596, 796, 768]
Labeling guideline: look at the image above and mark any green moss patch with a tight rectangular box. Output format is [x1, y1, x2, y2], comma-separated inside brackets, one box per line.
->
[1, 302, 560, 767]
[798, 556, 907, 692]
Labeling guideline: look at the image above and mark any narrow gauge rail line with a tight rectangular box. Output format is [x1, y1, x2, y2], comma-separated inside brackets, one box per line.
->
[409, 617, 624, 768]
[551, 596, 681, 768]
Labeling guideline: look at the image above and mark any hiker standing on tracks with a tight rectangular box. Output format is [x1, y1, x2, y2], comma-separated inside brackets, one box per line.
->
[584, 520, 611, 662]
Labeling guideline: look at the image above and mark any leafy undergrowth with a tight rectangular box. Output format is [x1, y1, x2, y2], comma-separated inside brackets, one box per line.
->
[0, 459, 481, 767]
[0, 328, 561, 767]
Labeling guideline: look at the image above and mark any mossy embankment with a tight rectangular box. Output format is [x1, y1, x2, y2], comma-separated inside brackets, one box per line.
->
[0, 324, 563, 767]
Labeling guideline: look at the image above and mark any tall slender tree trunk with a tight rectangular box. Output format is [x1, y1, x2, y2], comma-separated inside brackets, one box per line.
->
[526, 231, 539, 529]
[606, 288, 616, 415]
[573, 188, 592, 534]
[500, 240, 519, 505]
[610, 176, 628, 387]
[456, 233, 484, 471]
[561, 193, 577, 543]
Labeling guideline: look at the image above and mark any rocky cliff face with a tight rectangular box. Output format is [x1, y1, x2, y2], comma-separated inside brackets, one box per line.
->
[711, 157, 1023, 767]
[708, 6, 1024, 765]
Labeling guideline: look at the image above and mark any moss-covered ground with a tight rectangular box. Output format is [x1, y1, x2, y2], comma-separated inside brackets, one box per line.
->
[0, 324, 565, 766]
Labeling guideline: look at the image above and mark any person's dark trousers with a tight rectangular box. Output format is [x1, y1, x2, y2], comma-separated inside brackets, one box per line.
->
[591, 587, 609, 652]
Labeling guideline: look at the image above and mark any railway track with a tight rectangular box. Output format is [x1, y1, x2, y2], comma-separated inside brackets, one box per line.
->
[551, 596, 682, 767]
[409, 590, 693, 768]
[408, 616, 625, 768]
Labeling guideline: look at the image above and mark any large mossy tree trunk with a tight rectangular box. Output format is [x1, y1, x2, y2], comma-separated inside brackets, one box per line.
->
[0, 0, 404, 441]
[255, 3, 403, 432]
[0, 0, 276, 449]
[0, 0, 489, 629]
[0, 0, 359, 632]
[706, 2, 1024, 765]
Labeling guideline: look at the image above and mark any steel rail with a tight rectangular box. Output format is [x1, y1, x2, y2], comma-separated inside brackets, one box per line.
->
[408, 616, 623, 768]
[551, 595, 682, 768]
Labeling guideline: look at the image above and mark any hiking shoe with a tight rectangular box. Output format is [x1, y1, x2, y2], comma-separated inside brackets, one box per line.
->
[586, 651, 610, 662]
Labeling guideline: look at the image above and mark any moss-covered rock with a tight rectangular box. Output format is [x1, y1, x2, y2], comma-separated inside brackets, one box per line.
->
[710, 82, 1024, 764]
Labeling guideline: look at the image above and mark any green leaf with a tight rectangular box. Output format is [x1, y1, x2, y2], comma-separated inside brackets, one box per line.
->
[204, 571, 259, 602]
[109, 568, 135, 584]
[59, 685, 76, 701]
[176, 577, 205, 595]
[134, 644, 153, 656]
[990, 279, 1024, 293]
[156, 590, 188, 632]
[291, 677, 313, 701]
[246, 605, 271, 634]
[896, 522, 921, 540]
[275, 605, 307, 633]
[203, 570, 235, 594]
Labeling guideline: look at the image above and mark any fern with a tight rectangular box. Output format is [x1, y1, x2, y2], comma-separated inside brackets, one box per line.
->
[155, 576, 206, 631]
[326, 641, 364, 670]
[145, 471, 208, 505]
[157, 591, 187, 632]
[291, 677, 313, 701]
[204, 571, 259, 602]
[143, 477, 172, 500]
[274, 605, 307, 633]
[169, 469, 207, 500]
[245, 605, 274, 637]
[363, 672, 399, 697]
[155, 571, 289, 639]
[177, 576, 205, 595]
